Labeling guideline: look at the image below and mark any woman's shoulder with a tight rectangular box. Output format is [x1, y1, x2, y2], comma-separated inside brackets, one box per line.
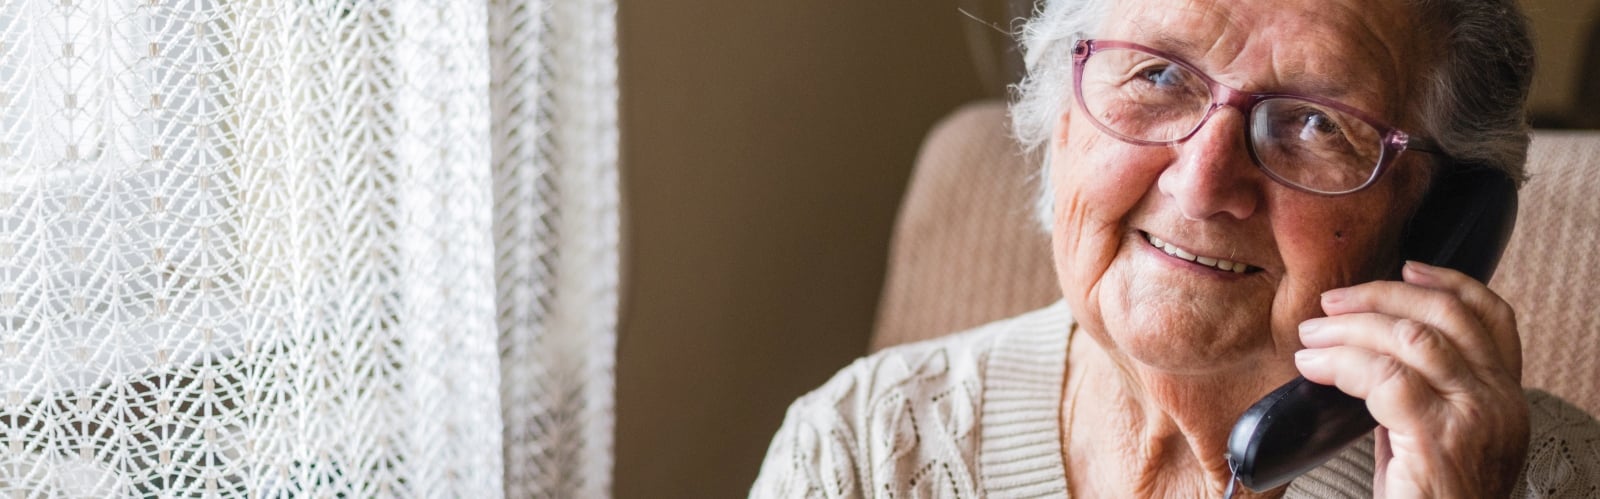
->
[750, 302, 1073, 498]
[798, 300, 1073, 415]
[1518, 390, 1600, 495]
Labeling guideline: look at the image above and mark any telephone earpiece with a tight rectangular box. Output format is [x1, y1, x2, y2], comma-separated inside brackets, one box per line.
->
[1225, 165, 1519, 492]
[1401, 166, 1519, 282]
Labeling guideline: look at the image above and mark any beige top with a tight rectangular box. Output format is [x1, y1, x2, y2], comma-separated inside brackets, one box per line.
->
[751, 301, 1600, 498]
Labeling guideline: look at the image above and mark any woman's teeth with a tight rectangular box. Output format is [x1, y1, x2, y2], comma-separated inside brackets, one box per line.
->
[1145, 233, 1248, 273]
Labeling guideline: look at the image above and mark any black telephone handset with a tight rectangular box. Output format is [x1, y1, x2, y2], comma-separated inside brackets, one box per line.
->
[1224, 166, 1520, 492]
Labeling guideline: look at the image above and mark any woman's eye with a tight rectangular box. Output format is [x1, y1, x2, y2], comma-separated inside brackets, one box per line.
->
[1297, 112, 1343, 140]
[1134, 64, 1186, 89]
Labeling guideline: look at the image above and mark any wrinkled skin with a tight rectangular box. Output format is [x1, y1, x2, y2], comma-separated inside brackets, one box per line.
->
[1051, 0, 1529, 497]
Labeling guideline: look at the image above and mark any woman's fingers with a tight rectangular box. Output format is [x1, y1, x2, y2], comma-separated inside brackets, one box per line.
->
[1298, 312, 1476, 392]
[1294, 345, 1441, 428]
[1294, 335, 1528, 497]
[1300, 262, 1529, 498]
[1314, 267, 1517, 379]
[1399, 261, 1522, 376]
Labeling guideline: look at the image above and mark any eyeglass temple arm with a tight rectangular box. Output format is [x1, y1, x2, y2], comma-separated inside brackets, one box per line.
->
[1401, 132, 1443, 154]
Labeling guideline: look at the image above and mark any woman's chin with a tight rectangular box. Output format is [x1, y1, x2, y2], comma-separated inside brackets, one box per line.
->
[1094, 307, 1280, 377]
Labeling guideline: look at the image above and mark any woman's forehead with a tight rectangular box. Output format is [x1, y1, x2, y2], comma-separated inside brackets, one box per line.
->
[1100, 0, 1425, 112]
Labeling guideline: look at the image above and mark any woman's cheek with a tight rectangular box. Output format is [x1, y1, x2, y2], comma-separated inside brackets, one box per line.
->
[1050, 177, 1098, 306]
[1049, 136, 1165, 327]
[1268, 205, 1402, 348]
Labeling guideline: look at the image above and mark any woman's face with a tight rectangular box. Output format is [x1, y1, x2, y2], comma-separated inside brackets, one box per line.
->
[1051, 0, 1435, 378]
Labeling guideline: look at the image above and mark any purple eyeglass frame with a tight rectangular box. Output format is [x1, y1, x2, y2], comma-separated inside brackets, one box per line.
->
[1071, 39, 1440, 195]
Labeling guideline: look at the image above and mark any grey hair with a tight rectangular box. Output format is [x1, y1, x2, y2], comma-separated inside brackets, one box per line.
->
[1008, 0, 1536, 230]
[1009, 0, 1110, 228]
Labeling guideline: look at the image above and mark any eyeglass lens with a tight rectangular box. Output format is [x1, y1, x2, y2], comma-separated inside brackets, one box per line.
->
[1078, 47, 1385, 194]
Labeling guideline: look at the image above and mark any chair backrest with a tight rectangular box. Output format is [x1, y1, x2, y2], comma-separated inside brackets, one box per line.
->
[871, 101, 1057, 350]
[873, 100, 1600, 417]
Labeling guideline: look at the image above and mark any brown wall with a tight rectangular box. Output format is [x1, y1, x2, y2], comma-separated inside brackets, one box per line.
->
[614, 1, 986, 497]
[1525, 0, 1600, 117]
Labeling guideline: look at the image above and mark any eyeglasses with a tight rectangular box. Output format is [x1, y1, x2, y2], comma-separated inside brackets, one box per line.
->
[1070, 39, 1438, 195]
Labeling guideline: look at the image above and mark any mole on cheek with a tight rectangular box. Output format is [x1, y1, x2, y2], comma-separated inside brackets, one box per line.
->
[1334, 230, 1346, 241]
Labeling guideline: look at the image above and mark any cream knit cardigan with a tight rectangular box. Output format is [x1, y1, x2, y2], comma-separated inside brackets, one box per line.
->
[751, 301, 1600, 498]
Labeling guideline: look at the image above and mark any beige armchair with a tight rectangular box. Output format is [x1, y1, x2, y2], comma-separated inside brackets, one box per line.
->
[873, 100, 1600, 418]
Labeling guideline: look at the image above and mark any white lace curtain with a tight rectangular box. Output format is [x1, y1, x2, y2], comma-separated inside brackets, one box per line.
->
[0, 0, 617, 496]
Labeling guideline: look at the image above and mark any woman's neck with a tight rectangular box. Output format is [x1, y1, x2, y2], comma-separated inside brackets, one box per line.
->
[1063, 331, 1294, 498]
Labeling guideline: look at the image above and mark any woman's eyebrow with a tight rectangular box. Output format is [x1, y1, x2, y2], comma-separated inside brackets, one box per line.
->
[1145, 31, 1201, 57]
[1278, 66, 1366, 102]
[1142, 30, 1371, 101]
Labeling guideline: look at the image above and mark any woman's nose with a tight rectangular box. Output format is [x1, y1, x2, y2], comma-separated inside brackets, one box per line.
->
[1156, 109, 1263, 221]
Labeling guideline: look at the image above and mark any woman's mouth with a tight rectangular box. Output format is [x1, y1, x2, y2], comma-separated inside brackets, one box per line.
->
[1142, 231, 1259, 274]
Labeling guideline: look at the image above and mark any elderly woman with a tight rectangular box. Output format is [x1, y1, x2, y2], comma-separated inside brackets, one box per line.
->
[752, 0, 1600, 496]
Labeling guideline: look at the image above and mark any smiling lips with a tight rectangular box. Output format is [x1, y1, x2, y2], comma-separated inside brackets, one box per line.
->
[1143, 232, 1256, 274]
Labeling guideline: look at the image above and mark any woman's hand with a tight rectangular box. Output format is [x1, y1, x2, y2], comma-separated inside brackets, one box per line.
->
[1293, 260, 1529, 498]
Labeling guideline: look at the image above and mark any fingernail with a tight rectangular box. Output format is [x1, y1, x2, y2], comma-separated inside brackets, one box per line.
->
[1403, 260, 1438, 282]
[1298, 320, 1325, 342]
[1321, 288, 1345, 305]
[1406, 259, 1436, 274]
[1295, 348, 1325, 365]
